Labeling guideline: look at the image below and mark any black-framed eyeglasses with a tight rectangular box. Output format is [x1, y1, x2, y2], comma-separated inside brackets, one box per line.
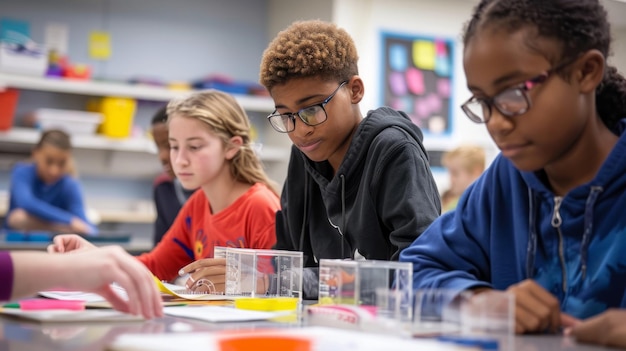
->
[461, 58, 577, 124]
[267, 81, 348, 133]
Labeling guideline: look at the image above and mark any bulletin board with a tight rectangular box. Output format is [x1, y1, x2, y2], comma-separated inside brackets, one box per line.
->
[381, 32, 454, 136]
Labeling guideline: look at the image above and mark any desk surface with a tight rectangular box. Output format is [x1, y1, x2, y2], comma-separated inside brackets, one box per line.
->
[0, 314, 613, 351]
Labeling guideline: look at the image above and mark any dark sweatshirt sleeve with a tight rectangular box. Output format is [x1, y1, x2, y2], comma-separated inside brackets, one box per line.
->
[0, 251, 14, 301]
[153, 183, 169, 245]
[374, 141, 441, 261]
[273, 148, 303, 254]
[10, 165, 74, 225]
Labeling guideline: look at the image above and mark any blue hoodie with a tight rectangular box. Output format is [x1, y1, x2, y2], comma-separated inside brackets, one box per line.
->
[400, 119, 626, 319]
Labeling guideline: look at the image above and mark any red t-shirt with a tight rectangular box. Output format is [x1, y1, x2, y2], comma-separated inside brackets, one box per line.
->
[137, 183, 280, 281]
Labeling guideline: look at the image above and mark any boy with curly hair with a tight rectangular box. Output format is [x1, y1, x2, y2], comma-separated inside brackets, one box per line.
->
[259, 20, 441, 299]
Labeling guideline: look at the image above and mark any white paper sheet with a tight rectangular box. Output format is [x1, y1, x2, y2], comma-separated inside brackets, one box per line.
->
[0, 308, 143, 323]
[163, 306, 289, 323]
[38, 284, 128, 302]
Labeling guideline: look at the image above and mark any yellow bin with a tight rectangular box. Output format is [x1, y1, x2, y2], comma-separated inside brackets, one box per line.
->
[90, 97, 137, 138]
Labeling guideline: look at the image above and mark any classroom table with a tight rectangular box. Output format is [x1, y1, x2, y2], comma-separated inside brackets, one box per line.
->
[0, 313, 614, 351]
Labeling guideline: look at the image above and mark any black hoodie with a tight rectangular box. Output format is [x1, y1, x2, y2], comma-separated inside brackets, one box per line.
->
[274, 106, 442, 298]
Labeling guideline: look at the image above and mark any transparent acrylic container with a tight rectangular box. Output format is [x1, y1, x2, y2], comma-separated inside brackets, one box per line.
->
[224, 248, 303, 299]
[318, 259, 412, 314]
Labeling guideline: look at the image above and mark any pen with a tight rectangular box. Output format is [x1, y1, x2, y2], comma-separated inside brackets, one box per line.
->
[3, 299, 85, 311]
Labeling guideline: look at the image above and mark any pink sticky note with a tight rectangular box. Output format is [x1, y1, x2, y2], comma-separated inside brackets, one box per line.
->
[437, 79, 450, 97]
[389, 71, 407, 96]
[406, 68, 425, 95]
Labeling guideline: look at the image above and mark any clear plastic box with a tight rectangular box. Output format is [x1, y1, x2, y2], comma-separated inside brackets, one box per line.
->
[318, 259, 412, 312]
[223, 248, 303, 299]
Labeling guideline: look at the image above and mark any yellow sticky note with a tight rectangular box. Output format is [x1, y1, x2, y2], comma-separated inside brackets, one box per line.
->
[89, 31, 111, 59]
[412, 40, 435, 70]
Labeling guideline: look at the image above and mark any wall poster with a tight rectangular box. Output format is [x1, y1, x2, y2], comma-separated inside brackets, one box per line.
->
[381, 31, 454, 136]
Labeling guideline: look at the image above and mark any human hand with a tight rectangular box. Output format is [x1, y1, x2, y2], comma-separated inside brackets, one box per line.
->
[506, 279, 579, 334]
[47, 234, 96, 253]
[70, 217, 93, 235]
[179, 258, 227, 294]
[566, 309, 626, 348]
[56, 246, 163, 319]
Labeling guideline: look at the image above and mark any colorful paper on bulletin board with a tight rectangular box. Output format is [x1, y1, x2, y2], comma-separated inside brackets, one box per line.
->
[89, 31, 111, 60]
[381, 32, 454, 136]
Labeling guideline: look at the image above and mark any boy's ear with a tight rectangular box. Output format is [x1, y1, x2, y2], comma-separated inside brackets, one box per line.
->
[225, 136, 243, 160]
[575, 49, 605, 94]
[348, 76, 365, 103]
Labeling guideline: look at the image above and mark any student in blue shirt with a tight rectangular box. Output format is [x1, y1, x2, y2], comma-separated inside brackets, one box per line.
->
[400, 0, 626, 345]
[6, 129, 96, 235]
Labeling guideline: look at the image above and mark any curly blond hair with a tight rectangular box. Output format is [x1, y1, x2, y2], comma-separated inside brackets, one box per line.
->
[259, 20, 359, 90]
[167, 90, 278, 196]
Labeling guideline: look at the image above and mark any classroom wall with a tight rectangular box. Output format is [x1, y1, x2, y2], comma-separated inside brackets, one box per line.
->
[0, 0, 269, 82]
[611, 28, 626, 75]
[267, 0, 333, 40]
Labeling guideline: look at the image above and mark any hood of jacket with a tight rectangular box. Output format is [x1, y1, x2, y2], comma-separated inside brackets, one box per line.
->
[302, 106, 426, 194]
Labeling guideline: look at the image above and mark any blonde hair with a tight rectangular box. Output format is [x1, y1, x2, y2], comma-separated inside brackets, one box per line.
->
[166, 90, 278, 195]
[442, 145, 486, 173]
[259, 19, 359, 90]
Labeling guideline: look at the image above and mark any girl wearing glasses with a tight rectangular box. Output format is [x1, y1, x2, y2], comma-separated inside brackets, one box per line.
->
[400, 0, 626, 345]
[260, 20, 441, 299]
[49, 90, 280, 294]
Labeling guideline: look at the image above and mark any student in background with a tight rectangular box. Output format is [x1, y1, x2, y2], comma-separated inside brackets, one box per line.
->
[400, 0, 626, 341]
[440, 144, 485, 212]
[49, 90, 280, 293]
[6, 129, 96, 235]
[0, 248, 162, 319]
[150, 106, 196, 245]
[259, 20, 441, 299]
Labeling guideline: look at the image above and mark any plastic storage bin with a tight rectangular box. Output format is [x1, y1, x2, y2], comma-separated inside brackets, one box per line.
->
[89, 96, 136, 138]
[0, 42, 48, 76]
[223, 247, 303, 299]
[35, 108, 103, 135]
[318, 259, 412, 316]
[0, 88, 19, 131]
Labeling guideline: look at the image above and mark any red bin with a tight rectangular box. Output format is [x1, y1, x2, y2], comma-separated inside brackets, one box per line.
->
[0, 88, 19, 131]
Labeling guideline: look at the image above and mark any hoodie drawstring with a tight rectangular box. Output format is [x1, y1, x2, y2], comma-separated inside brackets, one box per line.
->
[581, 186, 603, 280]
[526, 187, 604, 281]
[340, 174, 346, 258]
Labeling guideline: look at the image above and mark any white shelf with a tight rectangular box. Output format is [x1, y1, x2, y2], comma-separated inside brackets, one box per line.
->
[0, 127, 290, 161]
[0, 73, 275, 112]
[0, 127, 157, 153]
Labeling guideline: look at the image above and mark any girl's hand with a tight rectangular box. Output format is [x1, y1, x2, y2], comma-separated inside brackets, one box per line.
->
[57, 246, 163, 319]
[47, 234, 96, 253]
[506, 279, 579, 334]
[566, 309, 626, 348]
[179, 258, 227, 293]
